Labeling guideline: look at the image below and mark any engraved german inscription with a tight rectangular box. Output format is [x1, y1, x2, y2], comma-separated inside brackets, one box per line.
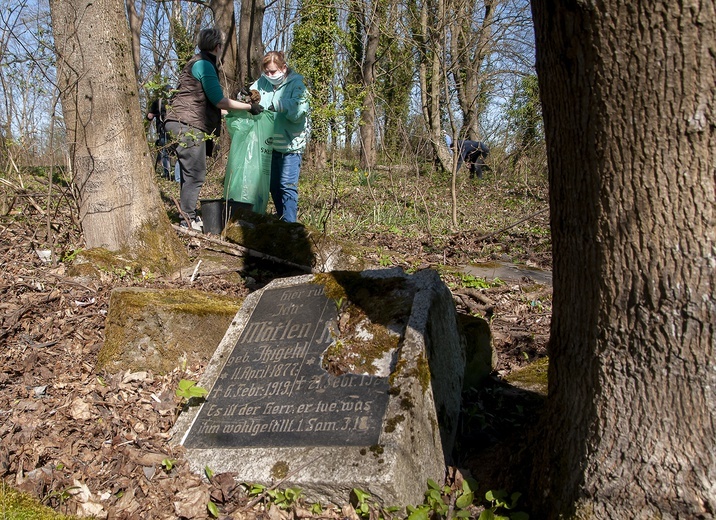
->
[183, 284, 390, 448]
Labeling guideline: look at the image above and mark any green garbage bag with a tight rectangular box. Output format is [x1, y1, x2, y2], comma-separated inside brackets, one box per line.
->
[224, 110, 275, 213]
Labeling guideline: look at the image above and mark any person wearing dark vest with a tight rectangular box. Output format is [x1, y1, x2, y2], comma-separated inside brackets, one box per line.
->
[165, 28, 263, 230]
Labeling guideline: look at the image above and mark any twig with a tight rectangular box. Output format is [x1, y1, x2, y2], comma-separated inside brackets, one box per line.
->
[171, 196, 192, 228]
[190, 259, 202, 282]
[474, 207, 549, 243]
[172, 224, 312, 273]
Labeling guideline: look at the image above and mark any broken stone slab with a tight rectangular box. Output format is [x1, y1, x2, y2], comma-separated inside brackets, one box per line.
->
[171, 268, 465, 507]
[99, 287, 242, 374]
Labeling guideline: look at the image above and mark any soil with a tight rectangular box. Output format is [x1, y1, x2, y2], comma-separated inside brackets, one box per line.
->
[0, 173, 551, 519]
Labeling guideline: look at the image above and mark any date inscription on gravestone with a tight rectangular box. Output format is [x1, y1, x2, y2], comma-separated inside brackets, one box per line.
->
[183, 284, 390, 448]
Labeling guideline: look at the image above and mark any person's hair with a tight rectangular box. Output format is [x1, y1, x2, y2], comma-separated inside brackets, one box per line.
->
[262, 51, 291, 73]
[197, 28, 224, 52]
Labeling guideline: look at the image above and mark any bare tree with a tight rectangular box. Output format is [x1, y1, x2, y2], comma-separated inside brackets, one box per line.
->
[357, 0, 381, 168]
[126, 0, 146, 77]
[531, 0, 715, 517]
[49, 0, 186, 269]
[210, 0, 241, 96]
[448, 0, 493, 140]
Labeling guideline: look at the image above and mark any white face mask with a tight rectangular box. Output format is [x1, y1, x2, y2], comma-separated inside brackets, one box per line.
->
[263, 71, 285, 86]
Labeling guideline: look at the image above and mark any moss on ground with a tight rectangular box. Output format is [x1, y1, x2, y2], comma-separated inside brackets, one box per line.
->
[504, 357, 549, 395]
[0, 484, 83, 520]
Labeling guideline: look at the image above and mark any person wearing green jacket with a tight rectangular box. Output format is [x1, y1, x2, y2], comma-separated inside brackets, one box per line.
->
[250, 51, 309, 223]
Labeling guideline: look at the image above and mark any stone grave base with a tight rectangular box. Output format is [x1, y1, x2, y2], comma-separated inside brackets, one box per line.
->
[172, 269, 465, 507]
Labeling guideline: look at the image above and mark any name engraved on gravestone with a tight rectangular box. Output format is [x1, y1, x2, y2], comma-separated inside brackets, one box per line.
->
[183, 284, 390, 449]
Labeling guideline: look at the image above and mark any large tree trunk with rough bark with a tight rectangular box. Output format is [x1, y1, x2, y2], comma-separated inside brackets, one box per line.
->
[531, 0, 715, 517]
[236, 0, 266, 86]
[210, 0, 241, 96]
[49, 0, 187, 272]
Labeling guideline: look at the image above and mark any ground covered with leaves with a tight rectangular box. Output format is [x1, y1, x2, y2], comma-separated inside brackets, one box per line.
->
[0, 164, 551, 519]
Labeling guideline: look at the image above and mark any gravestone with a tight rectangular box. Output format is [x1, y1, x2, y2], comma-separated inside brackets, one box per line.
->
[172, 269, 465, 507]
[182, 283, 389, 449]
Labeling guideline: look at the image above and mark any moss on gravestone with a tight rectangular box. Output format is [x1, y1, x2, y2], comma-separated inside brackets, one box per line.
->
[99, 287, 242, 374]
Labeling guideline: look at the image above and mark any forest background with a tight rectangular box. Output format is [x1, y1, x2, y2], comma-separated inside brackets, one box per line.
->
[1, 0, 543, 208]
[2, 0, 712, 519]
[1, 0, 551, 516]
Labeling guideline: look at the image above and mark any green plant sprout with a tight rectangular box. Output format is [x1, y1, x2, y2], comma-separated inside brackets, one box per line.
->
[478, 489, 529, 520]
[245, 484, 302, 510]
[176, 379, 208, 401]
[43, 485, 80, 506]
[207, 501, 220, 517]
[161, 458, 176, 471]
[407, 478, 476, 519]
[459, 273, 504, 289]
[267, 487, 302, 510]
[351, 488, 372, 518]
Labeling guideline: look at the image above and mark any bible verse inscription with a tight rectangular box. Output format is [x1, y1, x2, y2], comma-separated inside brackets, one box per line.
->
[183, 284, 390, 448]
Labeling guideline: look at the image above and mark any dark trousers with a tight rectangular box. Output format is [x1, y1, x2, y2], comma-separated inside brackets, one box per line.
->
[457, 140, 489, 179]
[165, 121, 209, 221]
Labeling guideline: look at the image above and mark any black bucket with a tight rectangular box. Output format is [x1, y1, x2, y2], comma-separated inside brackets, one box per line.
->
[226, 199, 253, 223]
[199, 199, 225, 235]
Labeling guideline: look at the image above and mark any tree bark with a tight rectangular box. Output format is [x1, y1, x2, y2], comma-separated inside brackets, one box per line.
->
[237, 0, 266, 86]
[452, 0, 492, 141]
[531, 0, 715, 517]
[359, 0, 381, 169]
[210, 0, 241, 96]
[416, 0, 452, 174]
[125, 0, 145, 78]
[49, 0, 187, 271]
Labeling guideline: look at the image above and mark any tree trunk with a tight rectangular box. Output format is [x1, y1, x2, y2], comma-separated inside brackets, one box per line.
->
[416, 0, 452, 174]
[49, 0, 187, 272]
[453, 0, 492, 141]
[359, 0, 380, 169]
[237, 0, 266, 86]
[211, 0, 241, 96]
[125, 0, 145, 78]
[531, 0, 715, 517]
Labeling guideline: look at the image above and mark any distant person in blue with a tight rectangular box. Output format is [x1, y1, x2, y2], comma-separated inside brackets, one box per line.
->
[250, 51, 309, 223]
[445, 134, 490, 179]
[165, 28, 263, 230]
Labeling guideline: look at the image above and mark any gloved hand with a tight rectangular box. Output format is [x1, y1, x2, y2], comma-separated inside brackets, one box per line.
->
[248, 89, 262, 103]
[249, 103, 264, 116]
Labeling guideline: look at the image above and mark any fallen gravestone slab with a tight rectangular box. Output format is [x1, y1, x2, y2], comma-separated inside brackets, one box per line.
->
[100, 287, 242, 374]
[172, 268, 465, 507]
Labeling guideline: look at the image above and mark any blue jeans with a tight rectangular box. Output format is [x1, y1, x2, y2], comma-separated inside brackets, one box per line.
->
[270, 151, 302, 223]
